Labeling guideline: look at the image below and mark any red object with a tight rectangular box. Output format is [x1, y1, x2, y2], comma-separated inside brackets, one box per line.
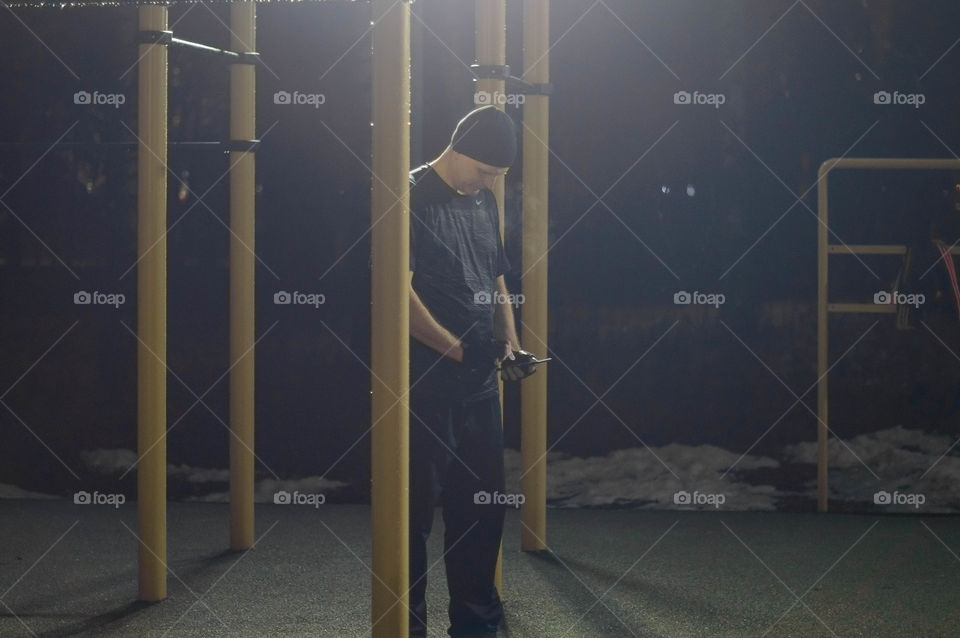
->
[934, 239, 960, 320]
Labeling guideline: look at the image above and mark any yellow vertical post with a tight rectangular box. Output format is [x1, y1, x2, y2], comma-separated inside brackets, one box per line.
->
[475, 0, 507, 214]
[371, 1, 410, 636]
[521, 0, 549, 551]
[229, 2, 257, 549]
[475, 0, 507, 595]
[137, 3, 168, 602]
[816, 163, 830, 513]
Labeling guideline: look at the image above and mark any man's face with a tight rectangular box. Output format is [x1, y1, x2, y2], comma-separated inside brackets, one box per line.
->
[453, 153, 509, 195]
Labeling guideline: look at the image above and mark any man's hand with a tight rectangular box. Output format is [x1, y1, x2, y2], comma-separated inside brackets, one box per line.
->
[499, 349, 539, 381]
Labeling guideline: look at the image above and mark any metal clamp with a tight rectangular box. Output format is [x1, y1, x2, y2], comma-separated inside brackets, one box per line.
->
[138, 30, 173, 46]
[233, 51, 261, 66]
[225, 139, 261, 153]
[470, 63, 553, 96]
[471, 64, 512, 81]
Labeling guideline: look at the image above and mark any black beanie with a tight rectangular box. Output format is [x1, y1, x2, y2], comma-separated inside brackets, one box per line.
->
[450, 105, 517, 168]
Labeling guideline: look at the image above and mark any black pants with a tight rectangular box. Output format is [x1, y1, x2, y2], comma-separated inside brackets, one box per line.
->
[409, 390, 506, 637]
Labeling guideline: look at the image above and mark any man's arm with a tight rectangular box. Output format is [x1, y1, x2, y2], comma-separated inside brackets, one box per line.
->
[493, 275, 521, 352]
[409, 271, 467, 362]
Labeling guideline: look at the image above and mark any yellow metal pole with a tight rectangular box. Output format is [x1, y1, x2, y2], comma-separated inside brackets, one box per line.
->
[521, 0, 548, 551]
[475, 0, 506, 595]
[229, 2, 257, 550]
[816, 163, 830, 513]
[371, 1, 410, 637]
[474, 0, 508, 291]
[137, 3, 168, 601]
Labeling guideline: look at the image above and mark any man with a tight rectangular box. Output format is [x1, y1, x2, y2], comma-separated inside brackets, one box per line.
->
[407, 105, 526, 638]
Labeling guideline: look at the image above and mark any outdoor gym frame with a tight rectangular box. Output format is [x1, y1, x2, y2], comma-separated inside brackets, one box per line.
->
[816, 157, 960, 512]
[15, 1, 960, 634]
[127, 2, 550, 637]
[135, 3, 259, 602]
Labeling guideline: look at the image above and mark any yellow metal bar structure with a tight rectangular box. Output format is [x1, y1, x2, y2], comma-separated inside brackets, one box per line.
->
[520, 0, 549, 551]
[137, 3, 168, 601]
[370, 1, 410, 636]
[229, 2, 257, 550]
[475, 0, 507, 595]
[816, 160, 828, 512]
[817, 156, 960, 512]
[827, 245, 908, 255]
[826, 244, 959, 255]
[827, 303, 897, 314]
[822, 157, 960, 171]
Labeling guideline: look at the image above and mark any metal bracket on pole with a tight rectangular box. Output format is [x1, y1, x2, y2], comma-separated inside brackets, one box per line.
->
[470, 63, 554, 96]
[224, 139, 261, 153]
[232, 51, 261, 66]
[138, 29, 173, 46]
[471, 63, 511, 80]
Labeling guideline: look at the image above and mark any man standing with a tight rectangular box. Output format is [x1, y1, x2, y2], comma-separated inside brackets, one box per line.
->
[407, 105, 524, 638]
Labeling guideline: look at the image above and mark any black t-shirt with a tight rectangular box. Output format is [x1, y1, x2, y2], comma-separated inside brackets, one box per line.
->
[409, 163, 509, 402]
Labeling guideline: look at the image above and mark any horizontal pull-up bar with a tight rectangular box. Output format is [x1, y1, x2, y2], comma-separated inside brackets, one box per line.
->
[827, 303, 897, 314]
[820, 157, 960, 173]
[139, 29, 260, 64]
[827, 244, 960, 255]
[828, 244, 908, 255]
[0, 140, 260, 151]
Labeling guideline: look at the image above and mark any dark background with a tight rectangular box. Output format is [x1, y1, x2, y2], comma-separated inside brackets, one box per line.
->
[1, 0, 959, 505]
